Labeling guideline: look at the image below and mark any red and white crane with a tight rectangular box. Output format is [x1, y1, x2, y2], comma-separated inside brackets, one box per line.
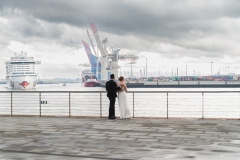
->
[89, 22, 139, 80]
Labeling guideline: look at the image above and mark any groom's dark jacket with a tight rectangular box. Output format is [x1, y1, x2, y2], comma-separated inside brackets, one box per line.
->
[106, 80, 120, 97]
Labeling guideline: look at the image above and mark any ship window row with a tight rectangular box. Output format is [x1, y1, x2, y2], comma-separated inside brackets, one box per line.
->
[12, 69, 35, 70]
[10, 60, 35, 62]
[12, 64, 35, 66]
[12, 67, 34, 68]
[10, 63, 35, 64]
[13, 69, 34, 72]
[11, 67, 35, 68]
[11, 67, 35, 69]
[12, 65, 35, 66]
[11, 57, 34, 61]
[6, 65, 35, 67]
[12, 67, 35, 68]
[12, 72, 35, 74]
[12, 68, 35, 69]
[13, 66, 34, 67]
[9, 62, 36, 64]
[13, 64, 35, 65]
[13, 69, 35, 71]
[12, 67, 35, 69]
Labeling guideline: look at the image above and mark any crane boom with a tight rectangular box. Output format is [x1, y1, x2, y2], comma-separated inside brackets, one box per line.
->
[87, 29, 98, 57]
[90, 22, 105, 56]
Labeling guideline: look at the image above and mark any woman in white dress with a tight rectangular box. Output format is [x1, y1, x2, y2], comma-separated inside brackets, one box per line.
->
[117, 76, 131, 119]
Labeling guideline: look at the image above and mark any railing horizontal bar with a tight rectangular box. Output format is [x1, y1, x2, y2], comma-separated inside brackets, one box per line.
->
[1, 91, 240, 93]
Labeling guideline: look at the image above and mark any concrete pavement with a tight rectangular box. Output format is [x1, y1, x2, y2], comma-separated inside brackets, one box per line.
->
[0, 116, 239, 160]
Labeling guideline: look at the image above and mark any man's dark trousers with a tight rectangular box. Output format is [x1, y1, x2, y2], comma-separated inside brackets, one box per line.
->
[108, 96, 116, 117]
[106, 79, 120, 118]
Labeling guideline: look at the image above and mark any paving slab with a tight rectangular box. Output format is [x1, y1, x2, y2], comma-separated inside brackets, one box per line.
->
[0, 116, 239, 160]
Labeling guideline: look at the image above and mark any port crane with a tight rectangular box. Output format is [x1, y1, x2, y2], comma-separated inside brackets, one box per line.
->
[88, 22, 139, 80]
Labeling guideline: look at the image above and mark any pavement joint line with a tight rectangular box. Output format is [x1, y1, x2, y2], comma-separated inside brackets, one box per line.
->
[0, 149, 133, 160]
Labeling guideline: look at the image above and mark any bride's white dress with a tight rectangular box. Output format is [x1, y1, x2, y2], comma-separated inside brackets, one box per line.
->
[118, 86, 131, 119]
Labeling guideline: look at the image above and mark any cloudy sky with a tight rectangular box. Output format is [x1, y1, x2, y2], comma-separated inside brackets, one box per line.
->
[0, 0, 240, 79]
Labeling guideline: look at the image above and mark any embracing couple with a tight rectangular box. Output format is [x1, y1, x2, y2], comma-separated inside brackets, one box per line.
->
[106, 74, 131, 120]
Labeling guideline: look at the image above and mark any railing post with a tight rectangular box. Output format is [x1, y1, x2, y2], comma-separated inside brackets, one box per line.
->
[11, 92, 12, 116]
[39, 92, 41, 117]
[202, 92, 204, 119]
[69, 92, 71, 117]
[167, 92, 168, 119]
[133, 92, 134, 119]
[100, 92, 102, 118]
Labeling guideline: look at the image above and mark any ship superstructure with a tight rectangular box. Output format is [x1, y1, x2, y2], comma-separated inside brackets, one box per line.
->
[5, 51, 41, 89]
[81, 69, 97, 82]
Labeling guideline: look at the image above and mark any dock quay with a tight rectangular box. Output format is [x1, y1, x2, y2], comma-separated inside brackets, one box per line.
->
[0, 116, 239, 159]
[100, 81, 240, 88]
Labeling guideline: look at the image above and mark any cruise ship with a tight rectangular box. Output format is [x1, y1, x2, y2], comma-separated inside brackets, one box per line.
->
[5, 52, 41, 89]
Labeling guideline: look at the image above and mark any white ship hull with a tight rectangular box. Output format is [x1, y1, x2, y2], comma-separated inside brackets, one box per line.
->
[7, 75, 38, 89]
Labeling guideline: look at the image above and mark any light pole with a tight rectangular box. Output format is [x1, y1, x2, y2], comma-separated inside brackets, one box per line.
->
[172, 68, 173, 77]
[228, 66, 229, 75]
[146, 58, 147, 81]
[211, 62, 213, 75]
[186, 65, 188, 76]
[130, 63, 132, 76]
[177, 67, 178, 76]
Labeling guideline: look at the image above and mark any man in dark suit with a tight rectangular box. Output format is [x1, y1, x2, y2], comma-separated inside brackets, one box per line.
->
[106, 74, 121, 119]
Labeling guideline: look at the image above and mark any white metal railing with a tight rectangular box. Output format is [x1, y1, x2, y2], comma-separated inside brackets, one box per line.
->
[0, 91, 239, 119]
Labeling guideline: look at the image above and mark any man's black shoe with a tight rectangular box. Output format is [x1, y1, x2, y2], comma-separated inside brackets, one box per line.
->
[108, 116, 116, 119]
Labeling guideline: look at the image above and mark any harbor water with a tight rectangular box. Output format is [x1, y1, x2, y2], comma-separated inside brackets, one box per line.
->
[0, 83, 240, 119]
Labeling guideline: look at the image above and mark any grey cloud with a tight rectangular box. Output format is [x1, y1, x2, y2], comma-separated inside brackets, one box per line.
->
[0, 8, 86, 49]
[6, 12, 63, 39]
[2, 0, 240, 35]
[1, 0, 240, 57]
